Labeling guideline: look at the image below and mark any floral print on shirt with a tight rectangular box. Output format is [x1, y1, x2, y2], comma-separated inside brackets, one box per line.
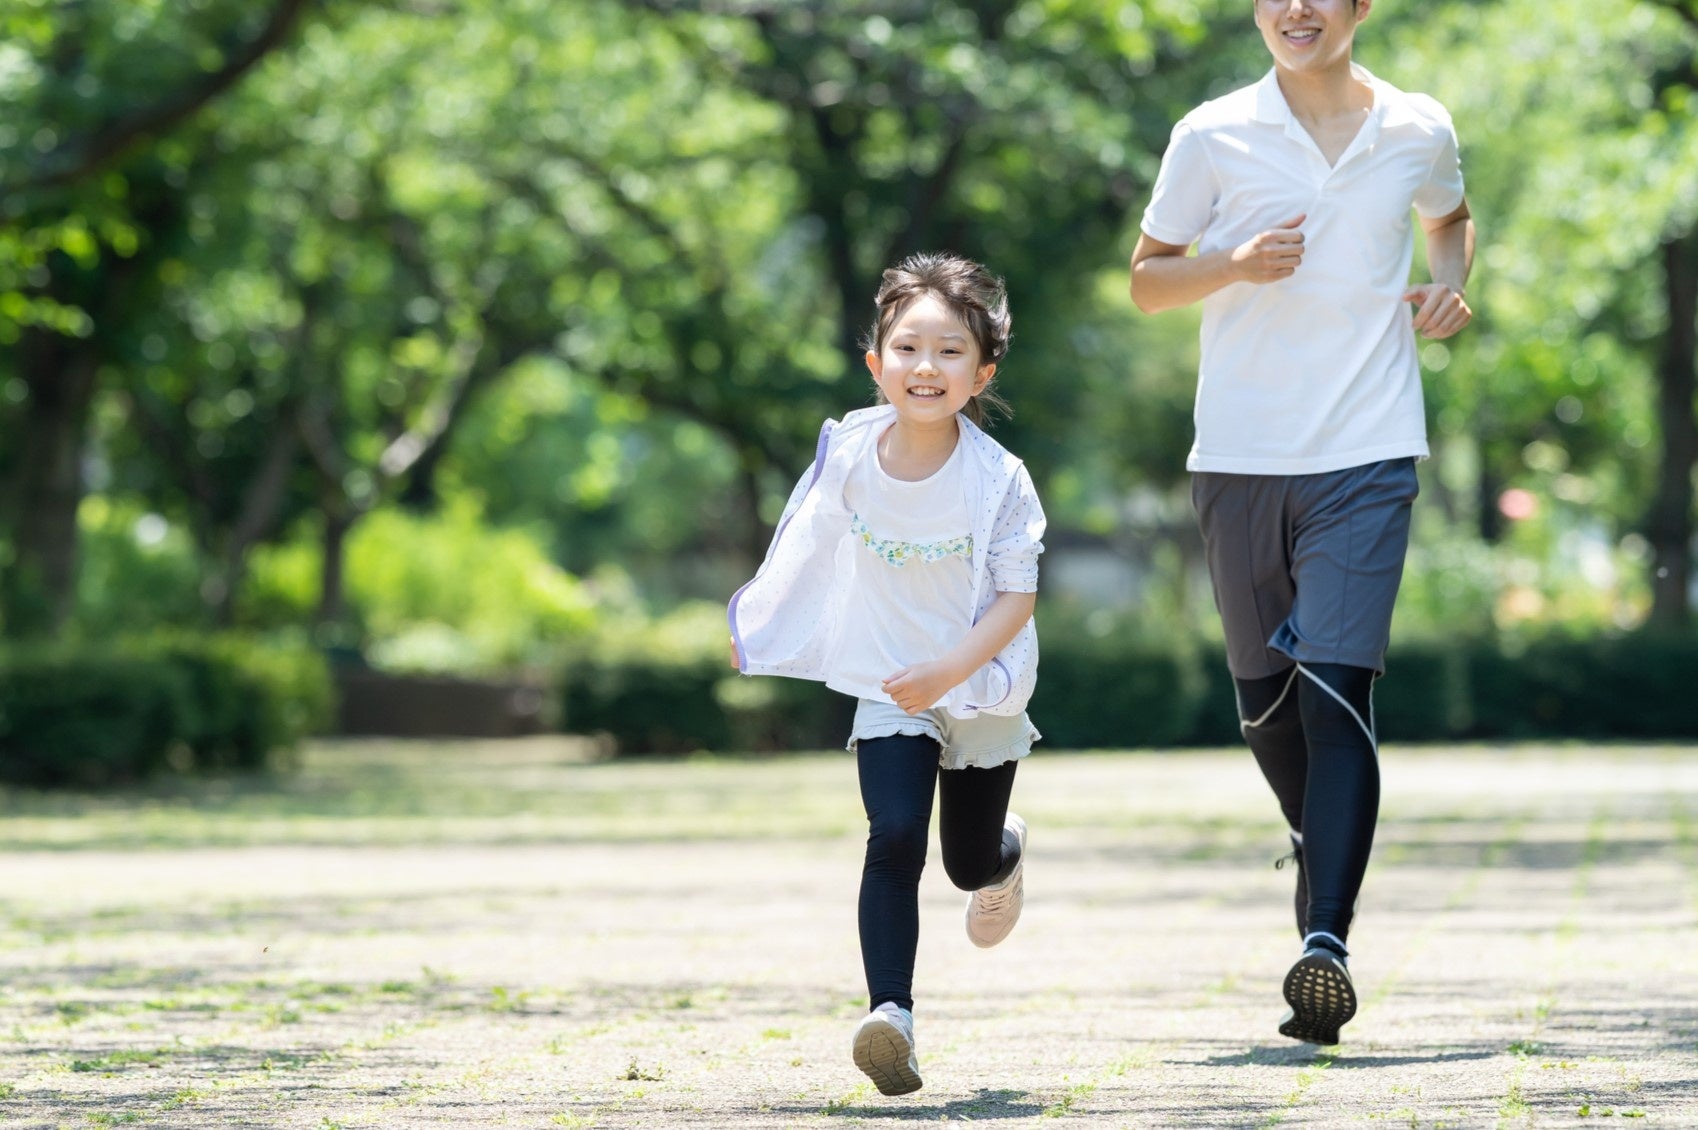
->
[850, 512, 973, 568]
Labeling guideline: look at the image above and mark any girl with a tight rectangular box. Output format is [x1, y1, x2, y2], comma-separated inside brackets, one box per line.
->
[727, 252, 1045, 1096]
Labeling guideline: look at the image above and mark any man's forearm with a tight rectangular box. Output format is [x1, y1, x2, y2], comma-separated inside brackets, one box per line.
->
[1130, 247, 1240, 313]
[1424, 215, 1475, 293]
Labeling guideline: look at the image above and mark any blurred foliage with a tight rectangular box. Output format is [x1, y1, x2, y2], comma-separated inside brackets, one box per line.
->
[564, 624, 1698, 754]
[241, 496, 596, 674]
[1364, 0, 1696, 526]
[0, 0, 1693, 681]
[0, 631, 332, 787]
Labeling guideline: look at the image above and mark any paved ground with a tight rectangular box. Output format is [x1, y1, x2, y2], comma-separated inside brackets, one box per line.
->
[2, 741, 1696, 1128]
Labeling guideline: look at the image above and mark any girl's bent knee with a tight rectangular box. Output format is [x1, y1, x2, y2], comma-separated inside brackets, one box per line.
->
[940, 839, 1007, 890]
[941, 857, 999, 892]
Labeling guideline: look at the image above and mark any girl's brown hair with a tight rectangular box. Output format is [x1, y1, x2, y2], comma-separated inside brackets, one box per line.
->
[862, 251, 1013, 427]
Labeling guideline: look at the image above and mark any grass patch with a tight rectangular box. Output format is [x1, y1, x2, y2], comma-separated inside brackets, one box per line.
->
[1260, 1051, 1337, 1128]
[1499, 1074, 1530, 1124]
[0, 740, 864, 851]
[1041, 1053, 1140, 1118]
[488, 986, 532, 1013]
[55, 1002, 92, 1025]
[70, 1047, 174, 1072]
[622, 1059, 665, 1082]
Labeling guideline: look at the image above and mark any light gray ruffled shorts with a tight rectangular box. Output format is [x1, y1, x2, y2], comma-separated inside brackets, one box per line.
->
[846, 698, 1040, 771]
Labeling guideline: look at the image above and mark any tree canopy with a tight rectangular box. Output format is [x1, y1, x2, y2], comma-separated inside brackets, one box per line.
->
[1, 0, 1694, 654]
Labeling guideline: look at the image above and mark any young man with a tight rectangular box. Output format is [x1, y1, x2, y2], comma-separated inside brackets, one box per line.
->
[1129, 0, 1474, 1046]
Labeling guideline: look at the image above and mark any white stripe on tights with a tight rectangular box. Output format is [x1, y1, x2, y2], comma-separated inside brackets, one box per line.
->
[1296, 663, 1378, 754]
[1240, 667, 1299, 731]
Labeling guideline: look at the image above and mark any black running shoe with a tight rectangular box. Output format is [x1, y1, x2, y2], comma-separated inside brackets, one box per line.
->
[1278, 945, 1356, 1046]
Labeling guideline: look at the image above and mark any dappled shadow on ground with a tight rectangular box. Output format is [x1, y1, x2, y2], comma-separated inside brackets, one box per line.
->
[5, 886, 592, 946]
[1201, 1043, 1502, 1068]
[7, 830, 1676, 953]
[1040, 833, 1690, 873]
[0, 1038, 427, 1130]
[801, 1087, 1044, 1120]
[1630, 1078, 1698, 1105]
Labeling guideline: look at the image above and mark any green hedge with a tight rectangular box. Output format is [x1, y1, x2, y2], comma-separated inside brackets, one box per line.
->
[562, 630, 1698, 754]
[561, 657, 852, 754]
[1416, 633, 1698, 740]
[0, 635, 334, 787]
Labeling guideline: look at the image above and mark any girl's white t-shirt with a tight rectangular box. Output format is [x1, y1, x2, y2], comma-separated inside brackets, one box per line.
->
[822, 428, 975, 704]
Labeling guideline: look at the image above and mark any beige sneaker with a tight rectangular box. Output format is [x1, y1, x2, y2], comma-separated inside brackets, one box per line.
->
[851, 1003, 921, 1095]
[965, 813, 1027, 948]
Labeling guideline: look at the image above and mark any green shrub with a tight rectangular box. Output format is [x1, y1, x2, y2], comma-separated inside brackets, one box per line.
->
[0, 653, 192, 786]
[561, 657, 852, 755]
[1460, 633, 1698, 740]
[559, 623, 1698, 754]
[1027, 636, 1212, 749]
[1373, 644, 1475, 740]
[0, 635, 333, 787]
[239, 499, 596, 675]
[714, 672, 854, 753]
[563, 657, 733, 754]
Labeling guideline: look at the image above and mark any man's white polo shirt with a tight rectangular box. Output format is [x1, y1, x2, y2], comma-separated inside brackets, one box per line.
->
[1141, 65, 1465, 475]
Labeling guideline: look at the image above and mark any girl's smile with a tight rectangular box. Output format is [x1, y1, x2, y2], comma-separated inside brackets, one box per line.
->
[865, 292, 996, 429]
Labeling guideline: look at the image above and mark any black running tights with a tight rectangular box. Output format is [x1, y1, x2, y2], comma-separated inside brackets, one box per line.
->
[1236, 662, 1379, 944]
[857, 733, 1019, 1012]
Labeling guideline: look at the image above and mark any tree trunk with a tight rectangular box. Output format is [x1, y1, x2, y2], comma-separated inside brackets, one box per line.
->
[0, 326, 101, 638]
[316, 503, 355, 634]
[211, 421, 302, 626]
[1476, 440, 1504, 544]
[1646, 228, 1698, 628]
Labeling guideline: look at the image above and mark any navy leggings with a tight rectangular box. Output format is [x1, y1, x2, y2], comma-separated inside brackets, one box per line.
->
[857, 734, 1019, 1012]
[1236, 661, 1379, 946]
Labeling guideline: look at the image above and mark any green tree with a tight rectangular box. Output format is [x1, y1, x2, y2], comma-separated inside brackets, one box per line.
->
[1400, 0, 1695, 624]
[0, 0, 319, 637]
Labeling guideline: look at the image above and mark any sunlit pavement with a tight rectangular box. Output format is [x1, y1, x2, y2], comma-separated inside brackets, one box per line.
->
[2, 743, 1696, 1127]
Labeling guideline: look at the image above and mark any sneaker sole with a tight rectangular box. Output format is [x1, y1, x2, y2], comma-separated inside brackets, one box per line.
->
[1278, 952, 1356, 1046]
[852, 1017, 922, 1096]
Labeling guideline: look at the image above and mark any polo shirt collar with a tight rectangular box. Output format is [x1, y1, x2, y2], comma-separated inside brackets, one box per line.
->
[1251, 67, 1293, 125]
[1252, 64, 1392, 163]
[1252, 63, 1383, 122]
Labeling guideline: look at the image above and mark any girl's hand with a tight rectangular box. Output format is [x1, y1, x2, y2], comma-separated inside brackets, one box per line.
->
[882, 661, 959, 716]
[728, 635, 741, 670]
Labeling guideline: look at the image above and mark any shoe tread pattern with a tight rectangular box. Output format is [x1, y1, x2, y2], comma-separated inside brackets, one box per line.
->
[1278, 951, 1356, 1046]
[852, 1017, 922, 1096]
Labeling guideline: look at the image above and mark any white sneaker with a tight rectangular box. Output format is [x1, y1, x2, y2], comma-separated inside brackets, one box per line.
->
[851, 1002, 921, 1095]
[965, 812, 1027, 948]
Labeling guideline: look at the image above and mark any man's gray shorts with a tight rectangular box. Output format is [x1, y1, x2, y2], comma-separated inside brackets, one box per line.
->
[1191, 458, 1419, 679]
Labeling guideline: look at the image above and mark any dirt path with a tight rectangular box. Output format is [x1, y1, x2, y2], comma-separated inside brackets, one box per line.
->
[2, 743, 1695, 1127]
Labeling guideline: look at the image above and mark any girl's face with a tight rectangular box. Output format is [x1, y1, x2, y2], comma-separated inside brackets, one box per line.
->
[865, 292, 995, 428]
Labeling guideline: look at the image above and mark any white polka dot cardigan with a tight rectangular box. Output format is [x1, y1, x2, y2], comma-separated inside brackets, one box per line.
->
[727, 404, 1045, 719]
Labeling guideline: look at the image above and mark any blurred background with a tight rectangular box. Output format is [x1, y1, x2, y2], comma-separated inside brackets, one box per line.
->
[2, 0, 1696, 784]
